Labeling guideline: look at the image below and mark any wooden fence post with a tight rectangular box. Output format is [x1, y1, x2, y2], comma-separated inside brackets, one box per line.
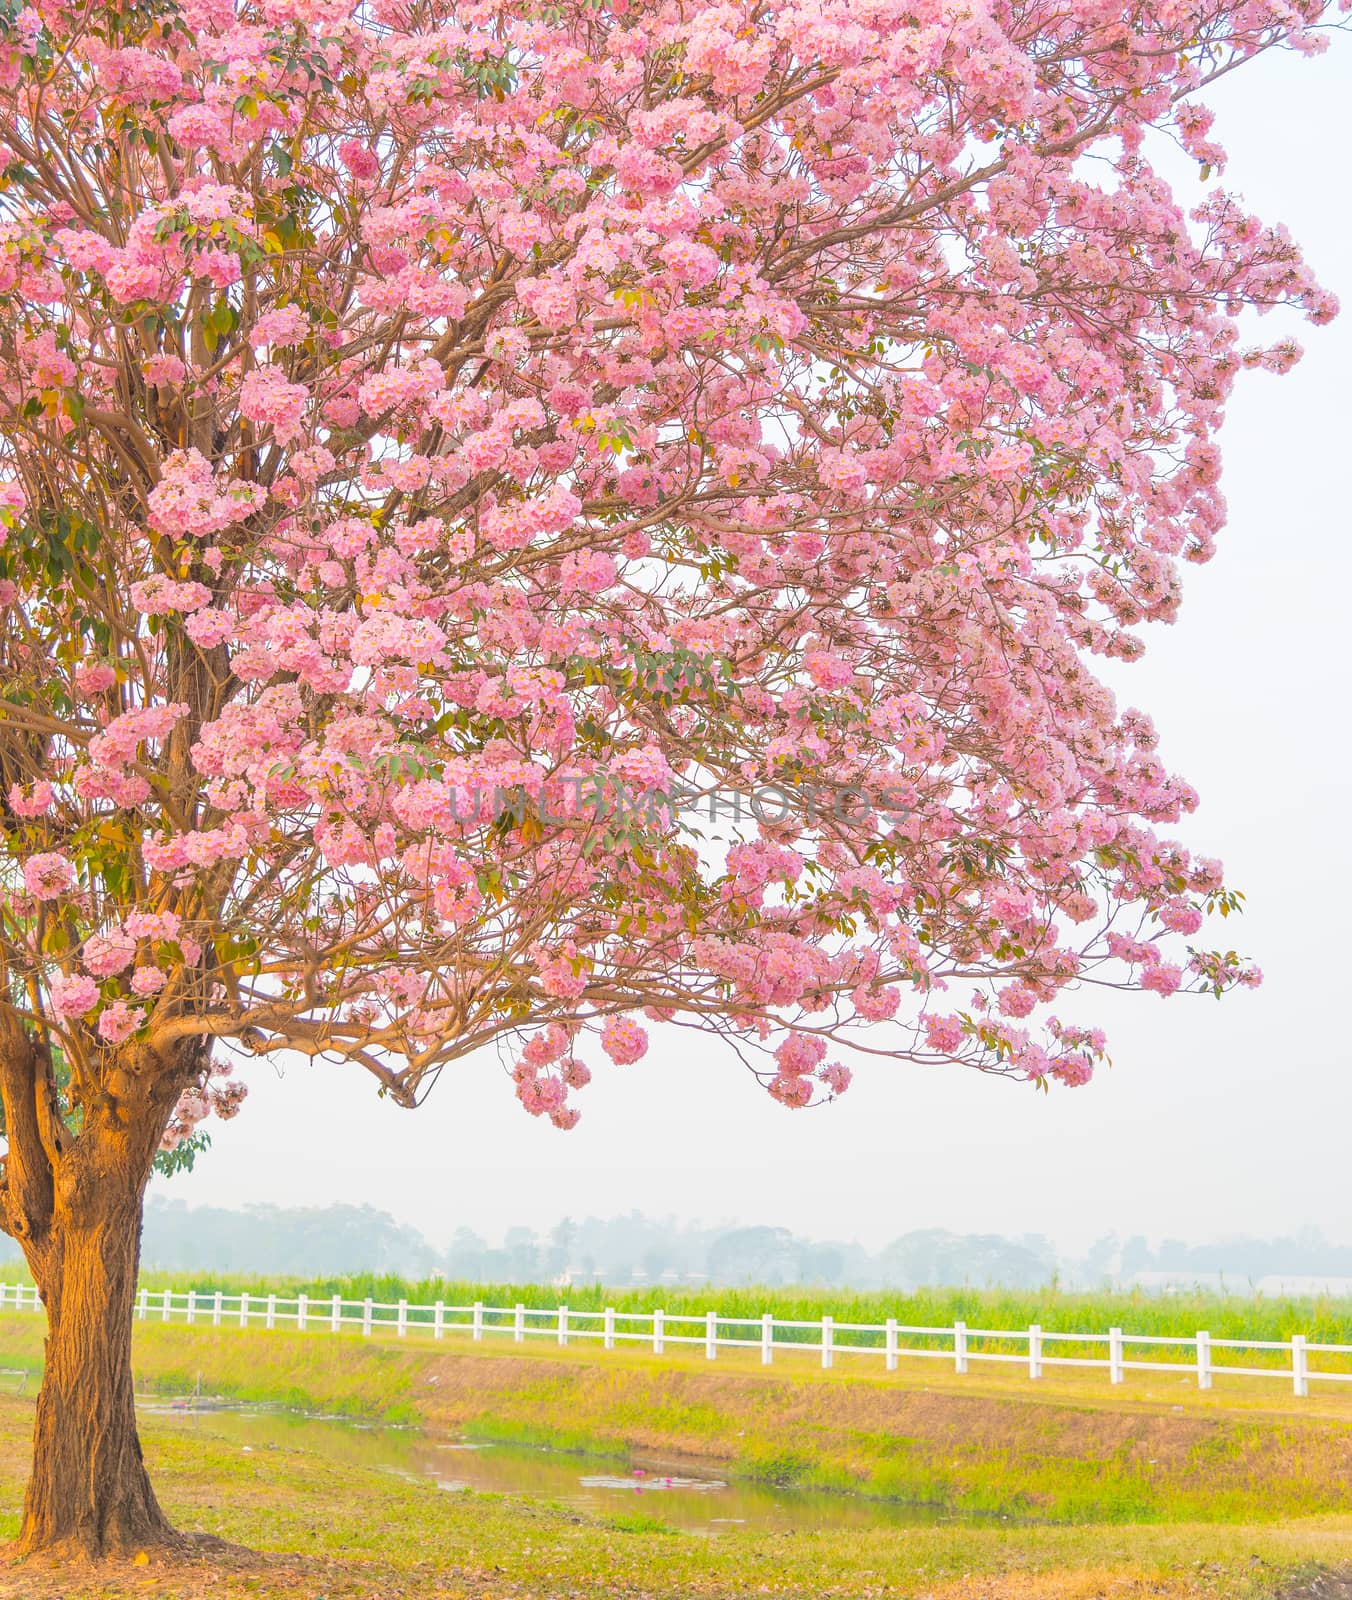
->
[1028, 1324, 1042, 1380]
[885, 1318, 898, 1372]
[761, 1312, 773, 1366]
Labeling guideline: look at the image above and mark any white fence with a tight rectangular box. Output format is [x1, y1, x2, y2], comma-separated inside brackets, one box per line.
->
[1, 1281, 1348, 1397]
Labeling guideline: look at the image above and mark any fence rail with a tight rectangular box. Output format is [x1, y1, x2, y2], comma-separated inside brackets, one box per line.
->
[1, 1281, 1348, 1396]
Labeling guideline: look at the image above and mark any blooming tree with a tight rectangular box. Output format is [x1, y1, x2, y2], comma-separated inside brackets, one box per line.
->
[0, 0, 1338, 1557]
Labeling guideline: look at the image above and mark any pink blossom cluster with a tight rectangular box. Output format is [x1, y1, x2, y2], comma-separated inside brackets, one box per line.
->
[160, 1068, 249, 1153]
[147, 449, 264, 537]
[600, 1016, 648, 1065]
[22, 852, 75, 900]
[239, 366, 309, 445]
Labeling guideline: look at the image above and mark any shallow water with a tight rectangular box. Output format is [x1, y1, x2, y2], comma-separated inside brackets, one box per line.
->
[142, 1399, 1014, 1534]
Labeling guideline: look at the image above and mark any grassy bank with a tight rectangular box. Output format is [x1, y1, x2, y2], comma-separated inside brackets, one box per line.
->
[0, 1388, 1350, 1599]
[3, 1317, 1351, 1525]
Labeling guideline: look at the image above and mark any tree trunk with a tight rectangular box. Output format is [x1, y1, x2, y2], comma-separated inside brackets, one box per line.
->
[20, 1173, 175, 1557]
[0, 1009, 197, 1557]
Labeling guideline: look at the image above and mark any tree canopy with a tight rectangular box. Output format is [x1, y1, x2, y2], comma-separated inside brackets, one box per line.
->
[0, 0, 1336, 1145]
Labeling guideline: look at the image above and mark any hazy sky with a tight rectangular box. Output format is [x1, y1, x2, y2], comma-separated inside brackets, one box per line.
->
[166, 36, 1352, 1255]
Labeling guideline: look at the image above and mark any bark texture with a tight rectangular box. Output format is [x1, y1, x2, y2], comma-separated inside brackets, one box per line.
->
[0, 1007, 196, 1557]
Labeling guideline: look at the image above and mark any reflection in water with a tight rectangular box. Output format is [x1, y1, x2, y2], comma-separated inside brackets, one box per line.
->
[142, 1400, 1014, 1535]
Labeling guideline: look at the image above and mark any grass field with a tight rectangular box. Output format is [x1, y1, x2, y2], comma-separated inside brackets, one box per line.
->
[6, 1266, 1350, 1372]
[1, 1315, 1351, 1597]
[75, 1270, 1352, 1346]
[0, 1385, 1349, 1600]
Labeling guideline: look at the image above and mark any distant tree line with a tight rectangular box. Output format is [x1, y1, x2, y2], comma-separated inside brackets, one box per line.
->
[1, 1202, 1343, 1291]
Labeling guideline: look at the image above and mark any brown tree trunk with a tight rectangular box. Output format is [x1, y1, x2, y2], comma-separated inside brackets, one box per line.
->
[20, 1177, 175, 1557]
[0, 1008, 196, 1557]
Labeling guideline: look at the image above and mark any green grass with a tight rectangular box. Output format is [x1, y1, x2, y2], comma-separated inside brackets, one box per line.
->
[6, 1265, 1345, 1375]
[0, 1388, 1349, 1599]
[130, 1271, 1352, 1341]
[0, 1319, 1350, 1597]
[2, 1316, 1350, 1528]
[9, 1264, 1352, 1339]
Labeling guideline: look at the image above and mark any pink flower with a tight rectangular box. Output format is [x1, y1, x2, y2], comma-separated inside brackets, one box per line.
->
[560, 549, 617, 595]
[997, 985, 1038, 1019]
[852, 984, 900, 1022]
[75, 662, 117, 695]
[142, 354, 186, 386]
[601, 1017, 648, 1065]
[104, 254, 162, 305]
[175, 1086, 210, 1123]
[7, 781, 53, 818]
[985, 440, 1034, 482]
[338, 139, 380, 180]
[49, 971, 98, 1018]
[517, 274, 577, 330]
[147, 449, 264, 538]
[923, 1014, 965, 1054]
[1051, 1054, 1094, 1087]
[803, 650, 854, 690]
[818, 1062, 852, 1095]
[23, 852, 76, 899]
[775, 1032, 828, 1076]
[97, 1001, 145, 1044]
[239, 365, 309, 444]
[817, 450, 868, 495]
[211, 1079, 248, 1119]
[82, 929, 137, 977]
[123, 910, 181, 941]
[562, 1057, 591, 1089]
[768, 1074, 813, 1108]
[183, 608, 235, 648]
[659, 237, 720, 288]
[250, 306, 310, 347]
[1159, 901, 1204, 936]
[523, 1024, 570, 1066]
[129, 576, 213, 614]
[1141, 963, 1182, 998]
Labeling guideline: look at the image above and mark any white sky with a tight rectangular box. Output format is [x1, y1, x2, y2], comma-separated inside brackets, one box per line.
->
[165, 37, 1352, 1255]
